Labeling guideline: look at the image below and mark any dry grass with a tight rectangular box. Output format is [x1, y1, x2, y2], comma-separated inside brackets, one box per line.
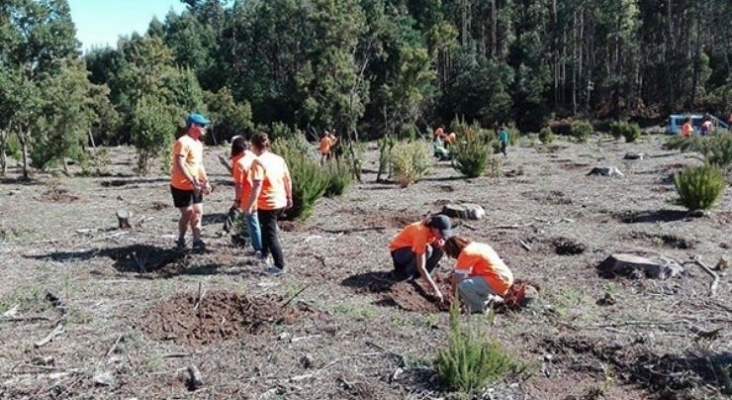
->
[1, 136, 731, 399]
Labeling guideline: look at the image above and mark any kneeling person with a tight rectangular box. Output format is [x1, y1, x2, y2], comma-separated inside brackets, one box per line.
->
[443, 236, 514, 313]
[389, 215, 453, 302]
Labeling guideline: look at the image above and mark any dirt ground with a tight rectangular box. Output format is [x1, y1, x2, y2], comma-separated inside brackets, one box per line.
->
[1, 134, 731, 399]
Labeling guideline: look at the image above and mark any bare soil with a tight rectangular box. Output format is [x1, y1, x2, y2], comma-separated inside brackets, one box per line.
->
[1, 135, 731, 399]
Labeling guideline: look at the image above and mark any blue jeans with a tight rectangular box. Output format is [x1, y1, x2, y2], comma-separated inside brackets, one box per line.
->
[247, 212, 263, 253]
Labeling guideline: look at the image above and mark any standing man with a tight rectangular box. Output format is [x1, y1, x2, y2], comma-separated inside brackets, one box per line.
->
[170, 113, 211, 251]
[498, 126, 509, 156]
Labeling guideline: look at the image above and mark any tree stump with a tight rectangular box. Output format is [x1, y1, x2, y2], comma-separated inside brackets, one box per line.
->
[597, 254, 683, 279]
[116, 210, 132, 230]
[441, 203, 485, 220]
[587, 166, 625, 177]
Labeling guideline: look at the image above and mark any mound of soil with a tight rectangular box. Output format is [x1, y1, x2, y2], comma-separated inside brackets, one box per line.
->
[626, 231, 695, 249]
[552, 237, 587, 255]
[140, 292, 309, 346]
[40, 188, 79, 203]
[379, 279, 455, 313]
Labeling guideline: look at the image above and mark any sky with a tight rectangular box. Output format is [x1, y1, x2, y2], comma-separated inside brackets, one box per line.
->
[67, 0, 186, 51]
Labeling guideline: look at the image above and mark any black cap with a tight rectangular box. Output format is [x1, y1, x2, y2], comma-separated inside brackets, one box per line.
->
[429, 214, 453, 239]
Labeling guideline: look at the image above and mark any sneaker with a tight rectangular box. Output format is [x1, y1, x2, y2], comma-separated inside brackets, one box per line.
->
[265, 266, 285, 277]
[254, 250, 263, 260]
[192, 239, 206, 252]
[175, 238, 186, 251]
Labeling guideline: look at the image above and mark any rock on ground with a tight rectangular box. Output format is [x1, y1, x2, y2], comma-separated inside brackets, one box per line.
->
[597, 254, 684, 279]
[442, 203, 486, 220]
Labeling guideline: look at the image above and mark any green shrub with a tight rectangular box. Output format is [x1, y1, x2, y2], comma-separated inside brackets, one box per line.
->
[436, 304, 518, 393]
[272, 135, 328, 221]
[324, 160, 353, 197]
[538, 127, 555, 144]
[451, 130, 493, 178]
[5, 134, 21, 160]
[570, 120, 593, 143]
[703, 134, 732, 170]
[664, 134, 732, 170]
[673, 164, 727, 211]
[610, 121, 641, 143]
[390, 140, 431, 187]
[130, 95, 177, 175]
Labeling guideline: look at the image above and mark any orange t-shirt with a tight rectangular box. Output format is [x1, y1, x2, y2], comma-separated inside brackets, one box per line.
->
[681, 122, 692, 137]
[388, 222, 437, 255]
[234, 150, 257, 208]
[250, 151, 292, 210]
[455, 242, 513, 295]
[445, 132, 457, 144]
[170, 135, 204, 190]
[320, 137, 332, 155]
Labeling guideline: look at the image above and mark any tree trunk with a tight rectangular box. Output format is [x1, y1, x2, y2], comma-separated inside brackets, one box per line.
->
[0, 131, 6, 176]
[20, 132, 29, 180]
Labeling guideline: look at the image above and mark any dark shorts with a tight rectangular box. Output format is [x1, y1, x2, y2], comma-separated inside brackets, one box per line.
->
[171, 185, 203, 208]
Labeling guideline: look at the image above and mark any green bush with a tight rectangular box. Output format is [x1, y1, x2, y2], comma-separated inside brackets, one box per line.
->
[324, 160, 353, 197]
[436, 304, 518, 393]
[610, 121, 641, 143]
[451, 130, 493, 178]
[674, 164, 727, 211]
[390, 140, 431, 187]
[703, 134, 732, 170]
[664, 134, 732, 170]
[570, 121, 593, 143]
[5, 134, 21, 160]
[130, 95, 177, 175]
[538, 127, 555, 144]
[272, 135, 328, 221]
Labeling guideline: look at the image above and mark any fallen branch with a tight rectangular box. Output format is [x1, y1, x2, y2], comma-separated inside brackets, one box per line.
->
[104, 334, 123, 358]
[34, 323, 65, 348]
[194, 282, 206, 310]
[684, 256, 719, 297]
[289, 359, 341, 382]
[280, 284, 310, 309]
[290, 334, 322, 343]
[519, 240, 532, 252]
[2, 315, 51, 323]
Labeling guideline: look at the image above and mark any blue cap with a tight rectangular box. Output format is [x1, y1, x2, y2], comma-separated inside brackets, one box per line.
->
[186, 113, 210, 127]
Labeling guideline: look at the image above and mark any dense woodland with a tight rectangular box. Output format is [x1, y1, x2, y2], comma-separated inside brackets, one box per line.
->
[1, 0, 732, 177]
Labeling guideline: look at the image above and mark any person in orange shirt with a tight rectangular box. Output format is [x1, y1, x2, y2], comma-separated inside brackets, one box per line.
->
[320, 131, 334, 163]
[228, 137, 262, 255]
[445, 132, 457, 146]
[681, 119, 693, 137]
[443, 236, 514, 314]
[218, 136, 244, 233]
[389, 214, 453, 302]
[170, 113, 211, 251]
[243, 132, 293, 276]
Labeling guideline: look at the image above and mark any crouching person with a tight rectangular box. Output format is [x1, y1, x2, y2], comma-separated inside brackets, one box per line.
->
[443, 236, 514, 313]
[388, 215, 453, 303]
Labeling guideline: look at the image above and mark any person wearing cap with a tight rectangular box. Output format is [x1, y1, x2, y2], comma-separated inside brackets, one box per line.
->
[170, 113, 211, 251]
[442, 236, 514, 314]
[388, 215, 453, 302]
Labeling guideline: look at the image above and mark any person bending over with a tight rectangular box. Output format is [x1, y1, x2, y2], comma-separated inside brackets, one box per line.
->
[389, 214, 453, 302]
[443, 236, 514, 314]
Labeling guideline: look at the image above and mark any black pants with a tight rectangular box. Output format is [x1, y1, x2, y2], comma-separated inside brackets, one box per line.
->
[258, 208, 285, 270]
[500, 141, 507, 156]
[391, 245, 443, 280]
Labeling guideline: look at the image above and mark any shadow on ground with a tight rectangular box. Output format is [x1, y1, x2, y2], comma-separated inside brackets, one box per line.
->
[341, 271, 400, 293]
[25, 244, 233, 278]
[615, 209, 688, 224]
